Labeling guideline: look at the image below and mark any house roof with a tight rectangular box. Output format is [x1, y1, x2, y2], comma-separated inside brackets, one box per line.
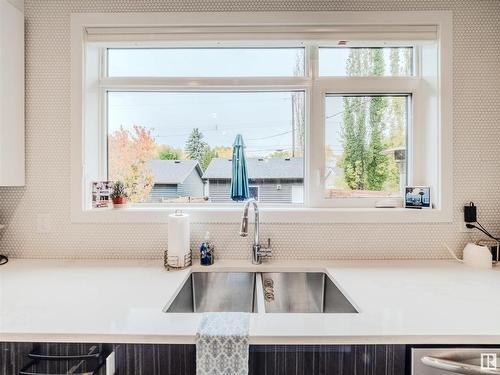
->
[147, 160, 202, 184]
[202, 157, 304, 180]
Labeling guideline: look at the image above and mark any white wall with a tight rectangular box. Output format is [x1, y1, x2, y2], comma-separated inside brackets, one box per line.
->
[0, 0, 499, 260]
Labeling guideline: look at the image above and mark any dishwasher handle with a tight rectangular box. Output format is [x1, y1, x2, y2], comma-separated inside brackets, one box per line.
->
[421, 355, 500, 375]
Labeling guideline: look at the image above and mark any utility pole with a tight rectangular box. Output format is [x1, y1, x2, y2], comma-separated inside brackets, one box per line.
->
[291, 94, 296, 157]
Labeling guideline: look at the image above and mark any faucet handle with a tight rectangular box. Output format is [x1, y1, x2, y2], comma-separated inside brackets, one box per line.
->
[259, 248, 272, 258]
[259, 238, 271, 258]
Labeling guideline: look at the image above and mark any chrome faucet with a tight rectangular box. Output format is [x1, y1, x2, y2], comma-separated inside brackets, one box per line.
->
[239, 199, 271, 264]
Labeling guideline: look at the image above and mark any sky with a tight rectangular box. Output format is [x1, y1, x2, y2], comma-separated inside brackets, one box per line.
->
[108, 91, 303, 157]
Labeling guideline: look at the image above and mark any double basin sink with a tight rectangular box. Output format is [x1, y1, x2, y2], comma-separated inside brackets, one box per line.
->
[164, 272, 357, 314]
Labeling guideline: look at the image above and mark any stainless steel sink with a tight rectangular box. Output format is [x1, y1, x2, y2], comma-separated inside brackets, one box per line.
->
[164, 271, 357, 314]
[164, 272, 257, 313]
[260, 272, 358, 313]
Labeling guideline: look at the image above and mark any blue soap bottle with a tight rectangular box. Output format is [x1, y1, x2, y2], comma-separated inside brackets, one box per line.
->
[200, 231, 214, 266]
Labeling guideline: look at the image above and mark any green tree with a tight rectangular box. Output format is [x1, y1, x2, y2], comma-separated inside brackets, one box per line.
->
[185, 128, 208, 166]
[157, 145, 183, 160]
[201, 147, 218, 170]
[341, 96, 367, 190]
[340, 49, 369, 190]
[365, 50, 389, 190]
[340, 48, 390, 191]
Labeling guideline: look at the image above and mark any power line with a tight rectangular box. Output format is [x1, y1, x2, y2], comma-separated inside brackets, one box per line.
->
[247, 130, 293, 141]
[153, 127, 293, 139]
[325, 97, 371, 119]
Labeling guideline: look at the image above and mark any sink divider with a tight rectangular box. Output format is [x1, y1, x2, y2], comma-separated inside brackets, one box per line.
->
[254, 273, 266, 314]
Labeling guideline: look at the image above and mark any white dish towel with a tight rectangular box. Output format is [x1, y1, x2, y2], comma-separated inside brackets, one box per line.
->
[196, 312, 250, 375]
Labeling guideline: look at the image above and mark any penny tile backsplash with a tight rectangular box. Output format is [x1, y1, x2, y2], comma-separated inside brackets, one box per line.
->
[0, 0, 499, 260]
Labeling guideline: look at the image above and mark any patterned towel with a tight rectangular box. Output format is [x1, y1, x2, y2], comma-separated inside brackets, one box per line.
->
[196, 312, 250, 375]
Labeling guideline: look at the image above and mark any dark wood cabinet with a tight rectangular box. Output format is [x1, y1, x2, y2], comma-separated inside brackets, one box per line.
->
[249, 345, 406, 375]
[0, 342, 405, 375]
[0, 342, 32, 374]
[112, 344, 195, 375]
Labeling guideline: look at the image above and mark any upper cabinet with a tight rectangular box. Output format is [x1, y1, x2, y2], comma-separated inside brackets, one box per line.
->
[0, 0, 24, 186]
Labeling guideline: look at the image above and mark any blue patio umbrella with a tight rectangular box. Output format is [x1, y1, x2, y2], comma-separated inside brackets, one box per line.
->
[231, 134, 250, 201]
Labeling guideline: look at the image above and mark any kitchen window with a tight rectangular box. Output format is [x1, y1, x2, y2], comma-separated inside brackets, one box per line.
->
[71, 11, 452, 223]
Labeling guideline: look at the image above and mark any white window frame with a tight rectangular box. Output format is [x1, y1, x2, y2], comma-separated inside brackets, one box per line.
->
[71, 11, 452, 224]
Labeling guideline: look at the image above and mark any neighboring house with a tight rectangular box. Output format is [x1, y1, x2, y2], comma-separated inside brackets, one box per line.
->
[146, 160, 204, 203]
[202, 158, 304, 203]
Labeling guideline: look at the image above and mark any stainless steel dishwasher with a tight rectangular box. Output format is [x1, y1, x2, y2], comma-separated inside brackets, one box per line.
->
[412, 348, 500, 374]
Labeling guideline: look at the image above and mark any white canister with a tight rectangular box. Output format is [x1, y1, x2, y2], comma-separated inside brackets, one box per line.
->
[167, 210, 190, 267]
[463, 242, 492, 269]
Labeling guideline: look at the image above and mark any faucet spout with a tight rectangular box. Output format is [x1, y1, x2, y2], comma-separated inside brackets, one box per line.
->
[239, 218, 249, 237]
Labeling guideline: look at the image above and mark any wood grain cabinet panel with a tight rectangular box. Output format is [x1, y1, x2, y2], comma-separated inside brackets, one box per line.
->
[249, 345, 406, 375]
[0, 342, 32, 374]
[112, 344, 196, 375]
[112, 344, 405, 375]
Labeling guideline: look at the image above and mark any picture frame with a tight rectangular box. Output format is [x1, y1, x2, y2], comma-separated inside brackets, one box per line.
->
[404, 186, 431, 208]
[91, 181, 112, 208]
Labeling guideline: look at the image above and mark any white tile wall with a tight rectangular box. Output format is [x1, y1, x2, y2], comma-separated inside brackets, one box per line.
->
[0, 0, 499, 260]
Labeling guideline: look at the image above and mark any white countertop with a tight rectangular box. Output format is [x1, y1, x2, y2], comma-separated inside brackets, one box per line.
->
[1, 259, 500, 344]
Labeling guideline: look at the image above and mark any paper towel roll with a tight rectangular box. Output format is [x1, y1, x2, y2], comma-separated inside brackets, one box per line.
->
[168, 210, 190, 267]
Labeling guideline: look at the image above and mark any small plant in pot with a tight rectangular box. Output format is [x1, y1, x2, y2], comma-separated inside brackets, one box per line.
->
[110, 181, 129, 208]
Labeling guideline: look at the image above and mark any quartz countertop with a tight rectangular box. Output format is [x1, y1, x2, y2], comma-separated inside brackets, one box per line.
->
[1, 259, 500, 344]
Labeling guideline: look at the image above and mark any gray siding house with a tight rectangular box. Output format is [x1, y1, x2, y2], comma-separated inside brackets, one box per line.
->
[203, 158, 304, 203]
[146, 160, 204, 203]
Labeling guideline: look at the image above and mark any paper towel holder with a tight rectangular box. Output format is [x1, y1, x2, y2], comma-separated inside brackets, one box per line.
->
[164, 248, 192, 271]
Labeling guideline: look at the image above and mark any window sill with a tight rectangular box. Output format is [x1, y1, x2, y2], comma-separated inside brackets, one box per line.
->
[71, 206, 452, 224]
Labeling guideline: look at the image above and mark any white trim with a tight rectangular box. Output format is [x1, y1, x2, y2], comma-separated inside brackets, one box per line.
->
[70, 206, 452, 224]
[73, 11, 448, 28]
[99, 77, 311, 89]
[80, 11, 440, 42]
[71, 11, 453, 224]
[86, 24, 438, 40]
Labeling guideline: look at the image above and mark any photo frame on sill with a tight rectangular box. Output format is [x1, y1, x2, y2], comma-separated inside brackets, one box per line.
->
[404, 186, 431, 208]
[91, 181, 112, 208]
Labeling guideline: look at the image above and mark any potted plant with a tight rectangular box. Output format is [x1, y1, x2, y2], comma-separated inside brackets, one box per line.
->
[110, 180, 129, 208]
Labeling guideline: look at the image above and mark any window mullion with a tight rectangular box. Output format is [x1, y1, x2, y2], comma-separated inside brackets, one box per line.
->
[98, 76, 311, 91]
[315, 77, 420, 94]
[308, 85, 325, 208]
[99, 88, 108, 180]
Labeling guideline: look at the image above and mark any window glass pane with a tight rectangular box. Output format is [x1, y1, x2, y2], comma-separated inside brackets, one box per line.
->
[107, 91, 305, 204]
[107, 48, 305, 77]
[324, 95, 408, 198]
[319, 47, 413, 76]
